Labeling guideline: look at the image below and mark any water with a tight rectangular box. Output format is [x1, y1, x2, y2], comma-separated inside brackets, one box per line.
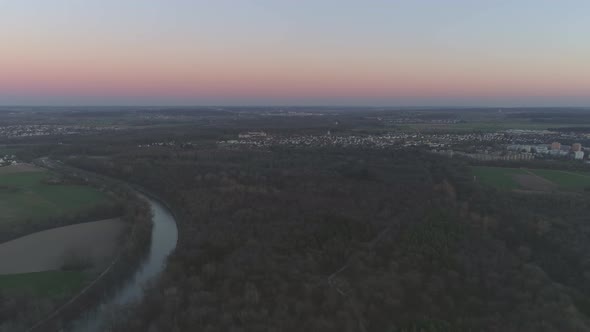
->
[65, 195, 178, 331]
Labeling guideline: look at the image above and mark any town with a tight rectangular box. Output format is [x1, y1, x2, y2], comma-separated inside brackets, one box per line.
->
[219, 129, 590, 162]
[0, 125, 120, 138]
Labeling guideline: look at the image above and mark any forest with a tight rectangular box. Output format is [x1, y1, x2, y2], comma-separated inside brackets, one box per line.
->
[59, 139, 590, 332]
[3, 108, 590, 331]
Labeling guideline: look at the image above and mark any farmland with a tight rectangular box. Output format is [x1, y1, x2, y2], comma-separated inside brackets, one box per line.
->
[0, 165, 111, 224]
[527, 169, 590, 190]
[472, 166, 590, 192]
[0, 165, 124, 305]
[471, 166, 528, 190]
[0, 271, 87, 297]
[0, 218, 125, 302]
[0, 218, 126, 275]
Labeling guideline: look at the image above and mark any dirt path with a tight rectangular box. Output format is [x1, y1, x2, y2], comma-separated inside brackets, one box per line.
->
[0, 218, 125, 274]
[0, 163, 42, 174]
[511, 169, 558, 191]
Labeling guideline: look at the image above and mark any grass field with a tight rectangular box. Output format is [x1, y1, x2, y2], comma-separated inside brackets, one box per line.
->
[0, 166, 119, 300]
[0, 271, 87, 297]
[0, 218, 125, 274]
[0, 168, 111, 223]
[472, 166, 528, 190]
[472, 166, 590, 191]
[527, 169, 590, 190]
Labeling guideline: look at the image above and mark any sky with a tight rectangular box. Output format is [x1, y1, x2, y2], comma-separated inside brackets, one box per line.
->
[1, 0, 589, 106]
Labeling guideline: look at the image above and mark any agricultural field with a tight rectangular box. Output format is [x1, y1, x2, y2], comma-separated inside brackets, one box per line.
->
[0, 218, 126, 275]
[527, 169, 590, 190]
[0, 165, 124, 302]
[0, 163, 39, 174]
[0, 219, 125, 298]
[0, 165, 111, 224]
[472, 166, 590, 192]
[471, 166, 528, 190]
[0, 271, 87, 297]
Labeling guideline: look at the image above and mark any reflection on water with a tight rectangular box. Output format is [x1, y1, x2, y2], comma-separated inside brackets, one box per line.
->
[66, 195, 178, 332]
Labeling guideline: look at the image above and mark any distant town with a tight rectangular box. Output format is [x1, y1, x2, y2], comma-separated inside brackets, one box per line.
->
[0, 125, 119, 138]
[217, 129, 590, 163]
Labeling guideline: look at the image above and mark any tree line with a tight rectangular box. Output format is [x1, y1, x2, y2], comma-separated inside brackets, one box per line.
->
[58, 140, 590, 332]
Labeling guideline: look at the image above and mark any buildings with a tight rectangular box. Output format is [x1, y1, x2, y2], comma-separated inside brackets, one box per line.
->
[0, 155, 17, 167]
[506, 142, 588, 160]
[507, 144, 532, 152]
[535, 145, 549, 154]
[238, 131, 268, 139]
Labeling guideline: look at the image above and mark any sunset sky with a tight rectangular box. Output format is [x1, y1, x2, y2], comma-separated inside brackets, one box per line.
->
[1, 0, 589, 106]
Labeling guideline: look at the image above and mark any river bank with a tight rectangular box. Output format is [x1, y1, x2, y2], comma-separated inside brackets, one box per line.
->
[6, 160, 159, 332]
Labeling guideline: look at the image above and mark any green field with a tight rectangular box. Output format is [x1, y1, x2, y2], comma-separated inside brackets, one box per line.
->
[527, 169, 590, 190]
[472, 166, 528, 190]
[472, 166, 590, 191]
[0, 271, 88, 297]
[0, 168, 111, 300]
[0, 169, 111, 223]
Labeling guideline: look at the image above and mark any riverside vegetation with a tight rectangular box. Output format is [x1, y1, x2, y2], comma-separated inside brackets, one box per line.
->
[5, 108, 590, 331]
[0, 167, 153, 332]
[68, 146, 590, 332]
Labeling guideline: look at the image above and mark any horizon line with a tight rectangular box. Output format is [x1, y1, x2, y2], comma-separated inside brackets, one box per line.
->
[1, 105, 590, 109]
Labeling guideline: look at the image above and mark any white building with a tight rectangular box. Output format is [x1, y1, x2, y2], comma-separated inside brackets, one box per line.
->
[507, 144, 532, 153]
[533, 145, 549, 154]
[574, 151, 585, 160]
[238, 131, 268, 139]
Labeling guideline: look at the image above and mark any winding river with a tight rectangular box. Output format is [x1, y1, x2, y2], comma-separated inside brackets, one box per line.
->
[65, 194, 178, 332]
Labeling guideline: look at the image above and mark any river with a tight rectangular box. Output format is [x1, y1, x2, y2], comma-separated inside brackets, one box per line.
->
[64, 194, 178, 332]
